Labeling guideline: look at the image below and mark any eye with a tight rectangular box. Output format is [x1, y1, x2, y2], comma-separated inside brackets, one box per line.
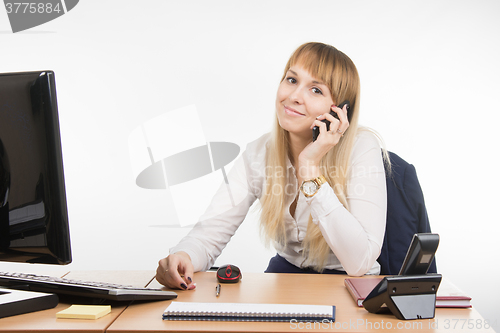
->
[312, 87, 323, 95]
[286, 77, 297, 84]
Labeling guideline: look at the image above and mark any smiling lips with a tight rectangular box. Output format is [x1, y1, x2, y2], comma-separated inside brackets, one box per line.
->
[284, 105, 304, 117]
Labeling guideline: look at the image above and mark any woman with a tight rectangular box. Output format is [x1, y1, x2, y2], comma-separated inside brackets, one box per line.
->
[156, 42, 387, 290]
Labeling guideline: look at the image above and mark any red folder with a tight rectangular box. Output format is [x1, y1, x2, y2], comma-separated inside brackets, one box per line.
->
[345, 277, 471, 308]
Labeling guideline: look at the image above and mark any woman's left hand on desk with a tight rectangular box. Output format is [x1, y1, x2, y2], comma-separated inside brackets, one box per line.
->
[156, 252, 196, 290]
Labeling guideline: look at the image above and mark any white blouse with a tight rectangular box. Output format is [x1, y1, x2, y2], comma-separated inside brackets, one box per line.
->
[169, 130, 387, 276]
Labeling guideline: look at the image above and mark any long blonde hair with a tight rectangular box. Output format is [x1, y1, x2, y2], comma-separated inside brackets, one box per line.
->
[260, 42, 362, 271]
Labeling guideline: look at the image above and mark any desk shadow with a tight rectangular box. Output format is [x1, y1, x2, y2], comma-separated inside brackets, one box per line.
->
[57, 294, 127, 307]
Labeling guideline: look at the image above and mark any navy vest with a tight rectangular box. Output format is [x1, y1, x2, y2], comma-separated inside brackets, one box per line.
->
[377, 151, 437, 275]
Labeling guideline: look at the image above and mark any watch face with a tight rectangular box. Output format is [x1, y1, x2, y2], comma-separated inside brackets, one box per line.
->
[302, 181, 318, 195]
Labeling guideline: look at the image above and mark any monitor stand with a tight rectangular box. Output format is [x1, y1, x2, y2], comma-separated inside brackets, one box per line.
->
[0, 287, 58, 319]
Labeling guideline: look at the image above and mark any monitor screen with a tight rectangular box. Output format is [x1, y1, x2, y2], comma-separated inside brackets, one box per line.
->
[0, 70, 71, 265]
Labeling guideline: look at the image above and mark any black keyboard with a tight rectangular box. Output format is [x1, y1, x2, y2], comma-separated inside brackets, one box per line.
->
[0, 272, 177, 301]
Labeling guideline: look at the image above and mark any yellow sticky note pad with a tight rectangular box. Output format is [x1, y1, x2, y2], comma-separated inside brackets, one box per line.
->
[56, 305, 111, 320]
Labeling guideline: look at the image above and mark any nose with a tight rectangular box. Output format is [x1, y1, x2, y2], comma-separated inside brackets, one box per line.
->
[289, 86, 304, 104]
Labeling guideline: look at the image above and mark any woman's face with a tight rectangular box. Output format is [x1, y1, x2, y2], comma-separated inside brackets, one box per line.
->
[276, 65, 334, 140]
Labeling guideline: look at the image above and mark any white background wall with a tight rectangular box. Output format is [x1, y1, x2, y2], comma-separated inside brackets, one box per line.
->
[1, 0, 499, 325]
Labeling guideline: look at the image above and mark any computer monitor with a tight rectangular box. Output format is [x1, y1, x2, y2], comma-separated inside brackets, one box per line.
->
[0, 70, 71, 317]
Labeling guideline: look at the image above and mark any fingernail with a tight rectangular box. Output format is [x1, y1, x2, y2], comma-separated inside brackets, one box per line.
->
[181, 283, 187, 290]
[187, 276, 192, 283]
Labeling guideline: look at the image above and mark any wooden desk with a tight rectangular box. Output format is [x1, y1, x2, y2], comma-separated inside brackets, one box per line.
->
[0, 270, 155, 333]
[108, 272, 494, 333]
[0, 271, 494, 332]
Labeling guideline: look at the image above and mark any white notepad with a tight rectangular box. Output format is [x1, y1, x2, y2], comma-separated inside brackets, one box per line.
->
[162, 301, 335, 322]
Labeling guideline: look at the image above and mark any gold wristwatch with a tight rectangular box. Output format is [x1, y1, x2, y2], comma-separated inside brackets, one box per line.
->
[300, 175, 327, 198]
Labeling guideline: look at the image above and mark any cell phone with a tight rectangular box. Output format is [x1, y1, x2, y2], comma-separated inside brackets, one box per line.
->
[312, 100, 350, 141]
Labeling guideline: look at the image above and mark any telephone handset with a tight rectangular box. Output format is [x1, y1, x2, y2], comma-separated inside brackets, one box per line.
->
[312, 100, 350, 141]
